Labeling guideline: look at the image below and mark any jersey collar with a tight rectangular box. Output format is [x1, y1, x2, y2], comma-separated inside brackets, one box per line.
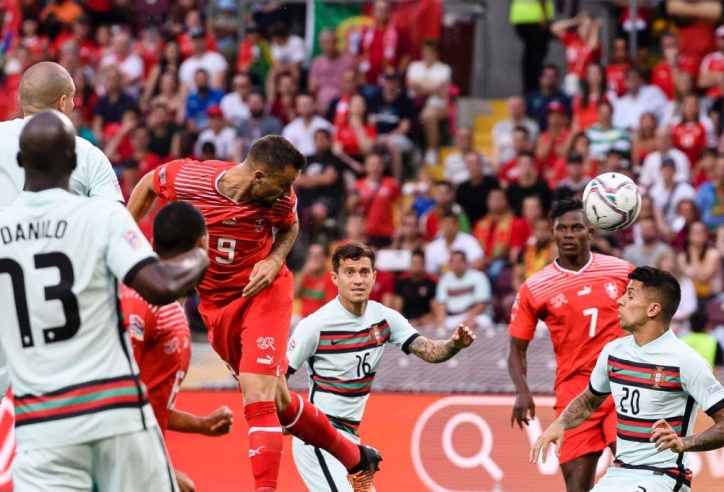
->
[553, 252, 593, 275]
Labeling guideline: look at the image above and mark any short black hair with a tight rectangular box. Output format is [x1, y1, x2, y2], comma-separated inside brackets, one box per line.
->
[411, 248, 425, 261]
[514, 125, 530, 137]
[551, 198, 584, 221]
[247, 135, 306, 172]
[153, 202, 207, 259]
[450, 250, 467, 262]
[201, 141, 216, 154]
[690, 310, 708, 333]
[332, 242, 376, 272]
[628, 266, 681, 324]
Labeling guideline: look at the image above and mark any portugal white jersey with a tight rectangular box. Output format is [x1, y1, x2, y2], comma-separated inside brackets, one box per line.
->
[589, 330, 724, 480]
[0, 190, 158, 451]
[287, 298, 418, 436]
[0, 117, 123, 209]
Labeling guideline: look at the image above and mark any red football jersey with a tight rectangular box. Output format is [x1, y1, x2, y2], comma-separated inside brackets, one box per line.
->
[651, 57, 697, 100]
[562, 31, 601, 78]
[672, 121, 707, 168]
[299, 272, 337, 318]
[700, 51, 724, 98]
[153, 159, 297, 306]
[606, 62, 631, 97]
[120, 285, 191, 432]
[509, 253, 633, 391]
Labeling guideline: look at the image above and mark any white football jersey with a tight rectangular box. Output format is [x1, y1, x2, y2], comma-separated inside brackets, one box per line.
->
[590, 330, 724, 475]
[287, 298, 418, 435]
[0, 190, 158, 451]
[0, 117, 123, 209]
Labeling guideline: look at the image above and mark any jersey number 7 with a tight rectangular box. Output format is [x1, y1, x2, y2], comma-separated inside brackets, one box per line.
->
[0, 253, 80, 348]
[583, 308, 598, 337]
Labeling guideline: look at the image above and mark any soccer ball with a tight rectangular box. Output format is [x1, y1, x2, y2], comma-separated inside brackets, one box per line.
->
[582, 172, 642, 232]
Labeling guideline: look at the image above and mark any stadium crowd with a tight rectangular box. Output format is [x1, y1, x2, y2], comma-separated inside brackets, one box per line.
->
[2, 0, 724, 358]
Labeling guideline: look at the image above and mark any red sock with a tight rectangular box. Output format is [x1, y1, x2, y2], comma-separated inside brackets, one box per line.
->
[277, 392, 361, 470]
[244, 401, 283, 490]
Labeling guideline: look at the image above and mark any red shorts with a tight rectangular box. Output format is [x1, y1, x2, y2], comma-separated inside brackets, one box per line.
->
[199, 269, 294, 377]
[555, 380, 616, 464]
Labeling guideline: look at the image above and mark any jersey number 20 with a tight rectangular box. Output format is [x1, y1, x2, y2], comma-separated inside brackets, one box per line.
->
[0, 253, 80, 348]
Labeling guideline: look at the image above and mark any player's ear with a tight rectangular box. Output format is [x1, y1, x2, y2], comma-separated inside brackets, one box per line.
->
[330, 270, 339, 286]
[647, 301, 662, 319]
[16, 152, 23, 169]
[253, 169, 264, 183]
[196, 233, 209, 253]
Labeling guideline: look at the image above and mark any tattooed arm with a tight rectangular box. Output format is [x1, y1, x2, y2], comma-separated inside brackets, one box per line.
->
[652, 407, 724, 453]
[408, 324, 476, 363]
[529, 387, 608, 464]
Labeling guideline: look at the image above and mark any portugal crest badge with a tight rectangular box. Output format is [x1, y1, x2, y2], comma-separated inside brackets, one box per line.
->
[370, 324, 383, 346]
[651, 366, 667, 389]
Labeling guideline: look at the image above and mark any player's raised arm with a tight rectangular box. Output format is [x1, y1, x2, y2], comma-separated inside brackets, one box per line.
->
[129, 248, 209, 306]
[530, 386, 608, 464]
[407, 324, 475, 363]
[127, 171, 159, 222]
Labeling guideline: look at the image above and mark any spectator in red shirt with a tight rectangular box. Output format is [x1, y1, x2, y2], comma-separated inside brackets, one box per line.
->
[347, 153, 401, 247]
[535, 101, 572, 179]
[499, 125, 535, 187]
[572, 63, 605, 131]
[698, 25, 724, 98]
[326, 68, 360, 127]
[551, 11, 602, 94]
[270, 71, 298, 127]
[651, 31, 698, 100]
[50, 14, 98, 66]
[293, 243, 337, 319]
[472, 189, 522, 277]
[121, 125, 162, 200]
[672, 94, 715, 167]
[420, 180, 472, 242]
[606, 36, 632, 97]
[20, 17, 49, 63]
[358, 0, 410, 84]
[333, 94, 376, 175]
[177, 9, 218, 60]
[692, 147, 717, 189]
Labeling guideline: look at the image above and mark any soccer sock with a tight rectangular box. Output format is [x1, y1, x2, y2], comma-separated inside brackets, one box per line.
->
[244, 401, 283, 491]
[277, 391, 361, 470]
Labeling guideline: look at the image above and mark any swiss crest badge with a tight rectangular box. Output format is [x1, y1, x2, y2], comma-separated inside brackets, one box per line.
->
[605, 282, 619, 299]
[651, 366, 667, 389]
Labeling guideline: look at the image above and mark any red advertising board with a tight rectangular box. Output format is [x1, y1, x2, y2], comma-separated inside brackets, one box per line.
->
[1, 391, 724, 491]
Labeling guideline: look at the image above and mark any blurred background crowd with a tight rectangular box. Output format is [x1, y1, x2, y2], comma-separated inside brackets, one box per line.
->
[5, 0, 724, 367]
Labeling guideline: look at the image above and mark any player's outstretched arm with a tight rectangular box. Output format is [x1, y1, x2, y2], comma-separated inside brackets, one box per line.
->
[130, 248, 209, 305]
[127, 172, 159, 223]
[168, 406, 234, 436]
[243, 216, 299, 298]
[508, 336, 536, 429]
[408, 324, 475, 363]
[530, 387, 607, 464]
[652, 407, 724, 453]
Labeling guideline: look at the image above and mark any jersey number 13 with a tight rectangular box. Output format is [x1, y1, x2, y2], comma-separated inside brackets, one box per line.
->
[1, 253, 80, 348]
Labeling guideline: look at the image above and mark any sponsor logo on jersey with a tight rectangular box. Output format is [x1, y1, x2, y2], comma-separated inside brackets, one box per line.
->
[707, 383, 724, 396]
[577, 286, 591, 296]
[128, 314, 145, 340]
[222, 218, 237, 225]
[288, 338, 297, 353]
[257, 355, 274, 365]
[651, 366, 667, 389]
[254, 218, 266, 232]
[257, 336, 275, 350]
[605, 282, 619, 299]
[550, 293, 567, 309]
[124, 231, 143, 250]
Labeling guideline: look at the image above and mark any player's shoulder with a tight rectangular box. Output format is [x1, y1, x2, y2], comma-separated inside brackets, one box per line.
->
[522, 262, 560, 290]
[589, 253, 633, 276]
[297, 298, 341, 328]
[0, 117, 25, 136]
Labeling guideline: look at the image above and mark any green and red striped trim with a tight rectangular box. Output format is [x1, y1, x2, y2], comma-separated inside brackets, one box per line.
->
[317, 321, 391, 354]
[616, 413, 683, 443]
[607, 355, 682, 392]
[14, 375, 148, 427]
[326, 414, 361, 436]
[613, 459, 692, 488]
[311, 373, 375, 398]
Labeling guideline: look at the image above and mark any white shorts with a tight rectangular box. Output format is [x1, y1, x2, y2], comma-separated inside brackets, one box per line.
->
[591, 466, 690, 492]
[292, 432, 363, 492]
[376, 134, 414, 153]
[13, 427, 179, 492]
[444, 313, 493, 331]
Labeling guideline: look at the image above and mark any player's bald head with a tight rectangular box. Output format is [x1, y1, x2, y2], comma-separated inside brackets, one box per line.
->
[18, 109, 77, 176]
[19, 62, 75, 115]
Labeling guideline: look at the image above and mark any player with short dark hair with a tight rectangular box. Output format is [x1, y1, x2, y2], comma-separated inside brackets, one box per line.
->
[128, 135, 382, 492]
[532, 266, 724, 492]
[0, 109, 209, 490]
[287, 242, 475, 491]
[121, 201, 234, 492]
[508, 198, 634, 492]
